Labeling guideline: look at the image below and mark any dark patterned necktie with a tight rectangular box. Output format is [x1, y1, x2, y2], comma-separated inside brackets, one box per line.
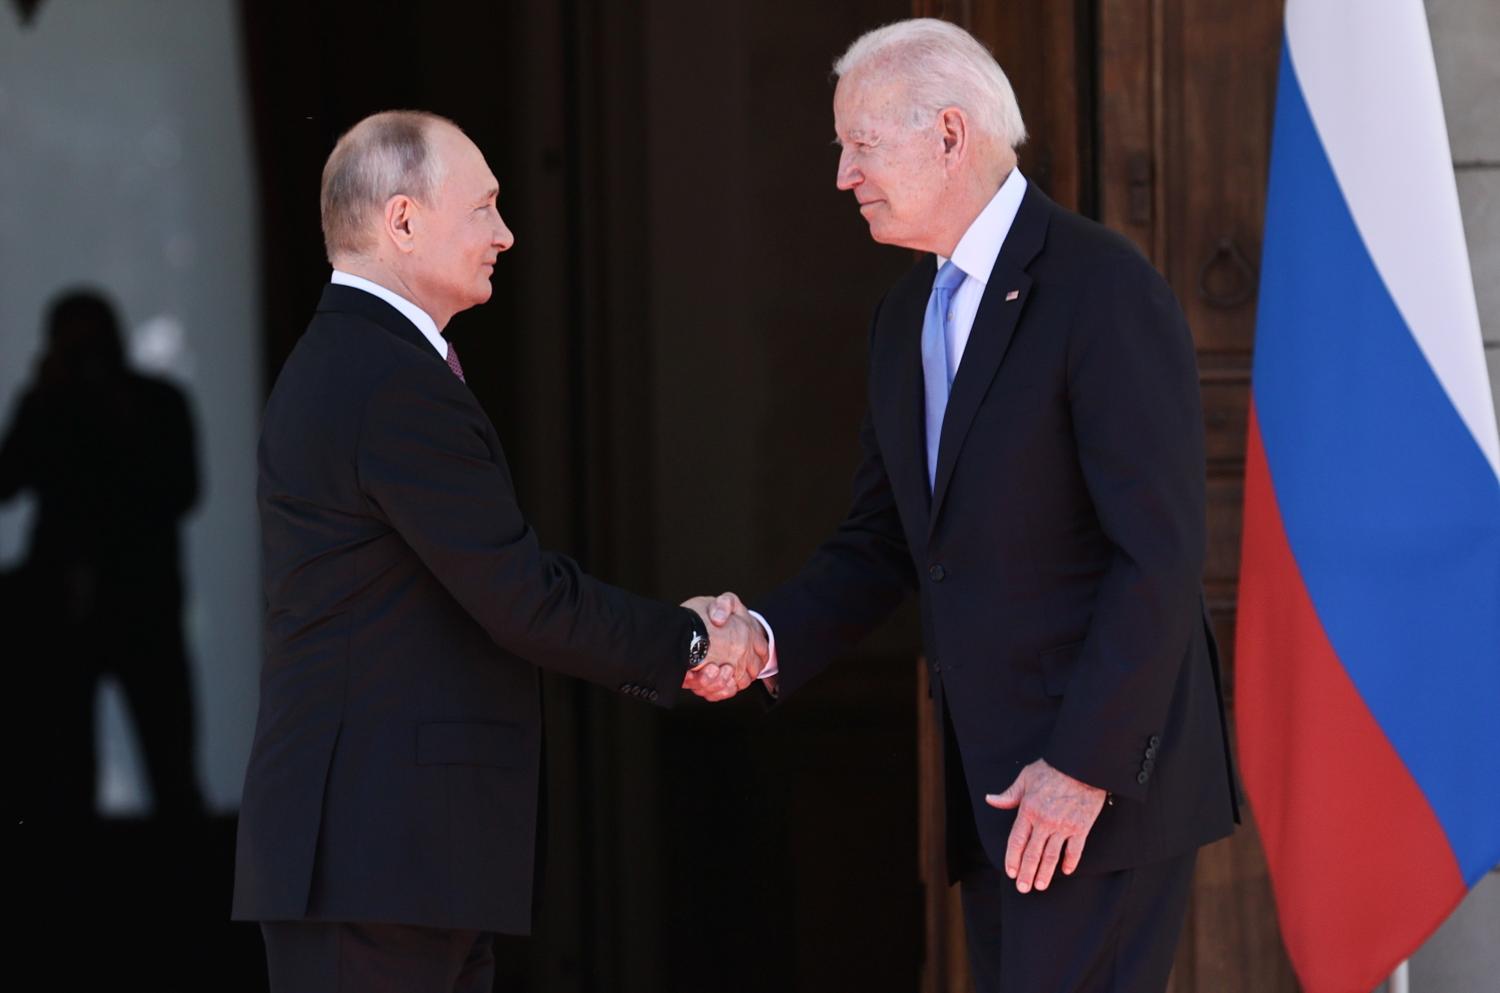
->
[445, 340, 466, 383]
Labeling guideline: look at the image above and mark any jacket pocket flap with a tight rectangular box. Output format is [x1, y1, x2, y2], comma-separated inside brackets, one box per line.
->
[416, 722, 524, 767]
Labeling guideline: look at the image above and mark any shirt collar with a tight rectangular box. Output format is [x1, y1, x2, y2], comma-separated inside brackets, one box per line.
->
[330, 270, 447, 359]
[937, 168, 1029, 286]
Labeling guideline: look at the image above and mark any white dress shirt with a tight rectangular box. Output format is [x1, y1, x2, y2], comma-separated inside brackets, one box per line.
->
[330, 270, 448, 359]
[936, 168, 1029, 377]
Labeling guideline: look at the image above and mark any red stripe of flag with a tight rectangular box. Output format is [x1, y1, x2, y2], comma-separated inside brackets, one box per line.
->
[1236, 403, 1466, 993]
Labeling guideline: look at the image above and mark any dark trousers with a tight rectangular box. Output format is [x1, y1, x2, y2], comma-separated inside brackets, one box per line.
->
[958, 851, 1195, 993]
[944, 708, 1195, 993]
[261, 922, 496, 993]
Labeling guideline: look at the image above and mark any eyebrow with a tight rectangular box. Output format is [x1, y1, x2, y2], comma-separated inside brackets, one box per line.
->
[478, 185, 499, 203]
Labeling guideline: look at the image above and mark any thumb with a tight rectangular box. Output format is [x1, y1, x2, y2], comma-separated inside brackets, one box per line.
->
[709, 591, 743, 625]
[985, 775, 1024, 810]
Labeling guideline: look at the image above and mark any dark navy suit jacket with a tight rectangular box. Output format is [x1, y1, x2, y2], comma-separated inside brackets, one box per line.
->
[759, 186, 1239, 877]
[233, 284, 693, 934]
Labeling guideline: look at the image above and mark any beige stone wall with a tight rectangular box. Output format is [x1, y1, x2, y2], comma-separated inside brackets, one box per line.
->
[1430, 0, 1500, 425]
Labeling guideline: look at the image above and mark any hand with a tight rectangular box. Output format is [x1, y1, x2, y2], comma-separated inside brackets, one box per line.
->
[985, 758, 1106, 894]
[680, 592, 767, 701]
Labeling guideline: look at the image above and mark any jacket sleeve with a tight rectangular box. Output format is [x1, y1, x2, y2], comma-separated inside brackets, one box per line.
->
[1041, 253, 1207, 800]
[354, 362, 694, 706]
[755, 311, 918, 700]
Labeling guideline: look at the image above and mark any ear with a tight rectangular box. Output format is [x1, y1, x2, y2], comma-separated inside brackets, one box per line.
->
[938, 106, 968, 163]
[384, 194, 418, 255]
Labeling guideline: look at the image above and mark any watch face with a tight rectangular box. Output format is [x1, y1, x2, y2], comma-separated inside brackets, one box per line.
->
[688, 630, 709, 669]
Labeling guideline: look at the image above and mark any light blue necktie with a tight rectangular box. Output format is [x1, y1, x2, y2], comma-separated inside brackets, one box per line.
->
[922, 260, 967, 490]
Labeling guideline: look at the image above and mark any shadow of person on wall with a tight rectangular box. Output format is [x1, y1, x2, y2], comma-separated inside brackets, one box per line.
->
[1, 288, 205, 822]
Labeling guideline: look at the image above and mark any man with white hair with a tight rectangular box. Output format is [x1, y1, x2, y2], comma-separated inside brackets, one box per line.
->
[232, 110, 765, 992]
[715, 19, 1238, 991]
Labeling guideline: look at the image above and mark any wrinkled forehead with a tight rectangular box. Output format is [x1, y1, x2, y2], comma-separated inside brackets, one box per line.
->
[834, 71, 912, 135]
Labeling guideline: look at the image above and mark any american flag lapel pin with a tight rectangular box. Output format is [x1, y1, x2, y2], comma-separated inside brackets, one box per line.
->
[1005, 289, 1020, 302]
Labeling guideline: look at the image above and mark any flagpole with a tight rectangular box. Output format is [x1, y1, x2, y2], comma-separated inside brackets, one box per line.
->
[1389, 959, 1410, 993]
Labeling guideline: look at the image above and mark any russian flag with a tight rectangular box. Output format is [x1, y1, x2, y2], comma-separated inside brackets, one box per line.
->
[1235, 2, 1500, 992]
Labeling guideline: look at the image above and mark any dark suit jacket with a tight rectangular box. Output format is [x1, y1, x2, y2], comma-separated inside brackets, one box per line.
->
[232, 284, 694, 934]
[759, 186, 1238, 877]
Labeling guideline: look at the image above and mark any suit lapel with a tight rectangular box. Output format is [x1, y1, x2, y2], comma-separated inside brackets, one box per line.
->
[928, 186, 1052, 534]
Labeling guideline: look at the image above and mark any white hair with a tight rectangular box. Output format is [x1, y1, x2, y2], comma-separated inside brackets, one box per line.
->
[833, 18, 1027, 150]
[319, 110, 455, 262]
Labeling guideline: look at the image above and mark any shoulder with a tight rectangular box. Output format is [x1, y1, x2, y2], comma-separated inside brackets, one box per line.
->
[128, 371, 190, 407]
[289, 309, 437, 392]
[1040, 203, 1161, 285]
[265, 308, 453, 440]
[1026, 205, 1183, 333]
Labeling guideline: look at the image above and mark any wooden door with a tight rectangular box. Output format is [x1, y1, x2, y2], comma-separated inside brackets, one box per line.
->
[917, 2, 1300, 990]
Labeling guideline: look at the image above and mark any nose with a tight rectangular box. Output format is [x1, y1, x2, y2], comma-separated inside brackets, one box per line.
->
[836, 149, 861, 191]
[494, 212, 515, 252]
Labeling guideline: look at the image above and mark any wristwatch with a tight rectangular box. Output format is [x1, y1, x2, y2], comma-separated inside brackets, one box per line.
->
[685, 610, 710, 671]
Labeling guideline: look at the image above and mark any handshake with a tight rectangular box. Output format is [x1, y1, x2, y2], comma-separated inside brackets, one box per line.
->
[679, 592, 771, 703]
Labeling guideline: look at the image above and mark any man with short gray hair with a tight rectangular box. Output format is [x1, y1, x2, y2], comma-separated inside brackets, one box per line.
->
[232, 110, 765, 992]
[708, 19, 1238, 992]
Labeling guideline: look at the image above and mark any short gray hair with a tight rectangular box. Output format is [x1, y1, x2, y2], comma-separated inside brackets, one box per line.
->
[834, 18, 1027, 150]
[319, 110, 456, 261]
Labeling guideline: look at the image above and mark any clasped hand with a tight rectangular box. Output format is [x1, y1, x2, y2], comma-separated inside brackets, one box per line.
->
[679, 592, 765, 702]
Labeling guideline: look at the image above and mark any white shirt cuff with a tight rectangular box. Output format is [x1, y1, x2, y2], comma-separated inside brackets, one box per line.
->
[747, 609, 778, 680]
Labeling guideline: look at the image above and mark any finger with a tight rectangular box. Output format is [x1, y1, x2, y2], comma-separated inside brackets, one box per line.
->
[1004, 816, 1031, 880]
[1033, 832, 1066, 892]
[1014, 827, 1048, 894]
[689, 669, 728, 702]
[1060, 831, 1086, 876]
[986, 774, 1024, 810]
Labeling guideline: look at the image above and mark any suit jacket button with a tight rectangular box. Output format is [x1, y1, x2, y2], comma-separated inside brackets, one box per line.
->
[1137, 771, 1150, 785]
[1144, 746, 1157, 760]
[1142, 758, 1155, 773]
[929, 564, 946, 582]
[649, 690, 659, 701]
[1149, 735, 1161, 748]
